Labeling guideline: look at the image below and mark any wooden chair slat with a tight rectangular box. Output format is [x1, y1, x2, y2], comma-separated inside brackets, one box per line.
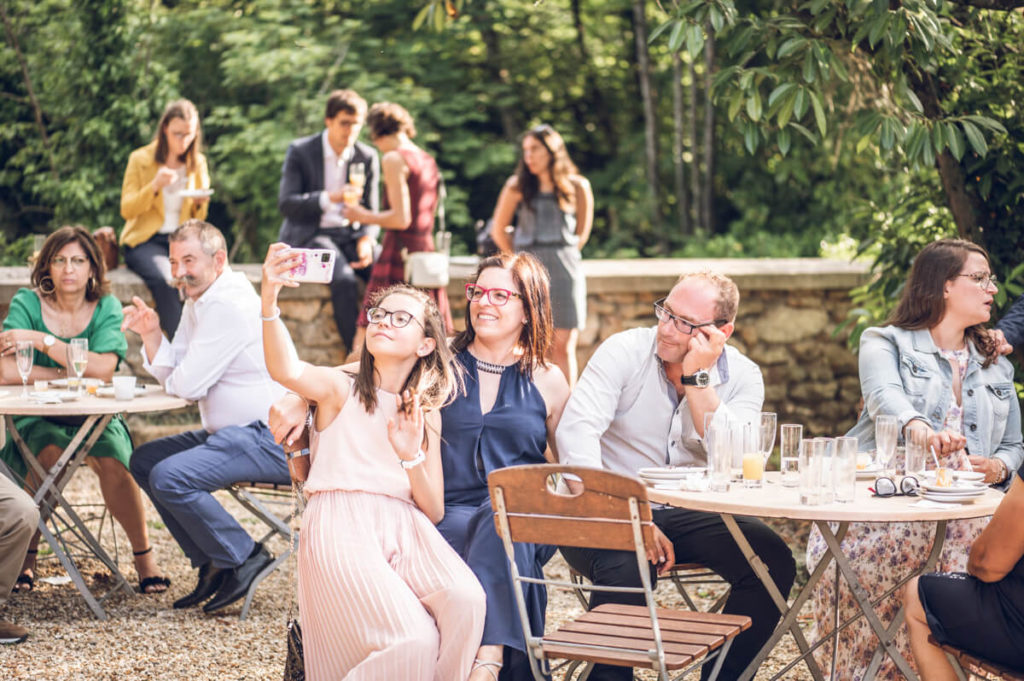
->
[593, 603, 752, 630]
[557, 620, 722, 647]
[545, 630, 709, 657]
[539, 641, 699, 670]
[502, 515, 655, 552]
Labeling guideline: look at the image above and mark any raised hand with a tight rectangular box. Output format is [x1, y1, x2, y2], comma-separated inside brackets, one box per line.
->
[387, 389, 424, 463]
[260, 243, 302, 308]
[682, 324, 727, 375]
[121, 296, 161, 337]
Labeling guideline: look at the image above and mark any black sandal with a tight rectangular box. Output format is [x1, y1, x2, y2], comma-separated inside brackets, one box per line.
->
[133, 547, 171, 594]
[12, 549, 36, 594]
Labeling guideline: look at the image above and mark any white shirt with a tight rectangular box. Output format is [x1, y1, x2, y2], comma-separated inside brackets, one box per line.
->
[556, 326, 765, 475]
[143, 266, 288, 433]
[318, 130, 353, 229]
[159, 167, 187, 234]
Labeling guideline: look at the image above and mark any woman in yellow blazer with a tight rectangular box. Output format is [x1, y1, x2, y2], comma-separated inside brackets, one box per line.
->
[120, 99, 210, 336]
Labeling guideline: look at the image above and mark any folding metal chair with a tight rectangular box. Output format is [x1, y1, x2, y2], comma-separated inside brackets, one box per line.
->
[488, 464, 751, 681]
[929, 636, 1024, 681]
[569, 563, 730, 614]
[225, 481, 299, 620]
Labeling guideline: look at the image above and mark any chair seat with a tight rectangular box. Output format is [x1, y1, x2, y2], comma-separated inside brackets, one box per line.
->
[541, 603, 751, 670]
[929, 636, 1024, 681]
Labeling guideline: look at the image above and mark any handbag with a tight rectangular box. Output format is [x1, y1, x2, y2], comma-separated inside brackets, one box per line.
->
[92, 227, 120, 272]
[282, 476, 306, 680]
[403, 174, 450, 289]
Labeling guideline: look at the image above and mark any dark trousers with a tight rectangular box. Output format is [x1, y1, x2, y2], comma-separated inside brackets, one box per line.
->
[560, 508, 796, 681]
[123, 234, 182, 338]
[308, 232, 377, 350]
[129, 422, 289, 570]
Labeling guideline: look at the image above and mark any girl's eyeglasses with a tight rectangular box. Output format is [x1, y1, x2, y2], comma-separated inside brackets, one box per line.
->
[870, 475, 920, 498]
[366, 307, 423, 329]
[465, 284, 522, 306]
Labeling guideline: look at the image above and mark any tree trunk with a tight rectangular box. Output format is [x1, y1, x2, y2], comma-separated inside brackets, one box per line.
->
[570, 0, 617, 155]
[672, 50, 690, 236]
[631, 0, 661, 229]
[470, 1, 523, 140]
[701, 30, 715, 234]
[688, 58, 700, 230]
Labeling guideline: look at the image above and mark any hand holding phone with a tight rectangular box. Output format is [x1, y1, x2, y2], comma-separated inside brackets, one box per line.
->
[285, 248, 337, 284]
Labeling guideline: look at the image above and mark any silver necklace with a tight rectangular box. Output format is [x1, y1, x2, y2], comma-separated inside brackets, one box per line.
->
[475, 358, 512, 375]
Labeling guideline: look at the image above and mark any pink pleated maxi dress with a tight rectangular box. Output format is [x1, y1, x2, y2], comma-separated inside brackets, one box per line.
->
[299, 379, 486, 680]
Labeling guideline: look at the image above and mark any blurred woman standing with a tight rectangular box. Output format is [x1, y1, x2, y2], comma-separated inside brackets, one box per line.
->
[490, 124, 593, 388]
[120, 99, 210, 337]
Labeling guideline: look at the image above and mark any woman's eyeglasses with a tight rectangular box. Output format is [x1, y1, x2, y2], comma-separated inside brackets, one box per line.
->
[465, 284, 522, 306]
[366, 307, 423, 329]
[653, 299, 727, 335]
[957, 272, 998, 290]
[52, 256, 89, 269]
[870, 475, 920, 498]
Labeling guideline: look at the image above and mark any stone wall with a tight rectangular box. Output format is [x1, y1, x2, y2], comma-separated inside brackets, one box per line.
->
[0, 257, 870, 437]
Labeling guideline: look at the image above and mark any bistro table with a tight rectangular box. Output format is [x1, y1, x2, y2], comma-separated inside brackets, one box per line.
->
[0, 384, 188, 620]
[648, 472, 1003, 681]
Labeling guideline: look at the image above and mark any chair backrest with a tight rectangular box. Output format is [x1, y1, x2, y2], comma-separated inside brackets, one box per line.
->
[487, 465, 656, 553]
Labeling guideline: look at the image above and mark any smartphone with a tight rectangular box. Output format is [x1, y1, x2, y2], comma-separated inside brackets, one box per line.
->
[285, 248, 336, 284]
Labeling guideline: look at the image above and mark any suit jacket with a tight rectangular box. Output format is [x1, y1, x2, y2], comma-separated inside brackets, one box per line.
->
[997, 294, 1024, 351]
[277, 133, 380, 247]
[120, 141, 210, 247]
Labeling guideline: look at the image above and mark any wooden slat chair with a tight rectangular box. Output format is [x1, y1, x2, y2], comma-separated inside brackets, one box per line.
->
[568, 563, 730, 614]
[928, 636, 1024, 681]
[225, 481, 299, 620]
[488, 465, 750, 681]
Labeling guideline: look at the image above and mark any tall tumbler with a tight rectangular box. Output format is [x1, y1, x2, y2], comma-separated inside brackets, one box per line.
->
[780, 424, 803, 488]
[800, 438, 824, 505]
[834, 436, 858, 503]
[708, 422, 732, 492]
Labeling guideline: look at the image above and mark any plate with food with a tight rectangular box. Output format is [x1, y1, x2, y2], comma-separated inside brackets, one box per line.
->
[179, 188, 214, 199]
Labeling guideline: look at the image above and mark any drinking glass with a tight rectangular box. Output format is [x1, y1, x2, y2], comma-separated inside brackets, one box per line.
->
[15, 341, 34, 398]
[348, 163, 366, 190]
[67, 338, 88, 396]
[800, 438, 824, 505]
[759, 411, 777, 469]
[779, 424, 802, 488]
[708, 422, 731, 492]
[905, 426, 928, 477]
[875, 414, 899, 477]
[740, 422, 763, 488]
[834, 436, 858, 503]
[816, 437, 836, 504]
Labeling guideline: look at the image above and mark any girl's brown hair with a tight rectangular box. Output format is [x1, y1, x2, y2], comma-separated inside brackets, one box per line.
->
[451, 252, 553, 379]
[32, 225, 109, 302]
[352, 284, 456, 413]
[516, 124, 579, 214]
[887, 238, 998, 366]
[154, 99, 202, 171]
[366, 102, 416, 139]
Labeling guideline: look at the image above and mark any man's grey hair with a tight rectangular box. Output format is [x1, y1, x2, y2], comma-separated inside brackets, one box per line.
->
[170, 219, 227, 257]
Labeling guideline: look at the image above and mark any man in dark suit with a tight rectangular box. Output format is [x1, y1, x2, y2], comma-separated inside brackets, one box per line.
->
[278, 89, 380, 353]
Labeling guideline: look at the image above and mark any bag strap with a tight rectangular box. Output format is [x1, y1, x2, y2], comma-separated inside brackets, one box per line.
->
[434, 173, 450, 255]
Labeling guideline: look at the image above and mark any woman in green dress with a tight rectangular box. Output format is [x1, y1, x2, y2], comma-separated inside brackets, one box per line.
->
[0, 226, 169, 594]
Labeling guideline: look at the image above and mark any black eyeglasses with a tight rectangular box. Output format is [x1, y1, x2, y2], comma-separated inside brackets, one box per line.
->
[653, 299, 727, 335]
[957, 272, 998, 290]
[366, 307, 423, 329]
[870, 475, 920, 498]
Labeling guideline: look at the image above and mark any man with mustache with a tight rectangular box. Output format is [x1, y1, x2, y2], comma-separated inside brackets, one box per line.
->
[122, 219, 291, 613]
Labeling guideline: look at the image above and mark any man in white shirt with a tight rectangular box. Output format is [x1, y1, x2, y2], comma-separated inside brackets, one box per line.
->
[278, 89, 380, 355]
[556, 271, 796, 681]
[123, 220, 290, 614]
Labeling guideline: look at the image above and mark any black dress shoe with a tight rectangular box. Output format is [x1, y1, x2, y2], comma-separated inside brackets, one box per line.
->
[173, 562, 228, 609]
[203, 543, 273, 613]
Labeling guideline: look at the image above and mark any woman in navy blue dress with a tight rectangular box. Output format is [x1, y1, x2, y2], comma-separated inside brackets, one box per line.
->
[437, 252, 570, 681]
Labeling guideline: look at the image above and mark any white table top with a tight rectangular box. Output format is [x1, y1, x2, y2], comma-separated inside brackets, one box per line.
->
[0, 384, 189, 416]
[647, 472, 1003, 522]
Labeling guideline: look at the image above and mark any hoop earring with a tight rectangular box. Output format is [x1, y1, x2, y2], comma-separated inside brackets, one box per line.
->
[87, 276, 97, 293]
[39, 275, 55, 296]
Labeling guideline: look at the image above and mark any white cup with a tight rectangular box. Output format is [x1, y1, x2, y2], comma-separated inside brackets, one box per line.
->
[112, 376, 137, 400]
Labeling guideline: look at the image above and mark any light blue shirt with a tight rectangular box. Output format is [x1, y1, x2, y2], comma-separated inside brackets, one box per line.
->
[556, 326, 765, 475]
[847, 325, 1023, 474]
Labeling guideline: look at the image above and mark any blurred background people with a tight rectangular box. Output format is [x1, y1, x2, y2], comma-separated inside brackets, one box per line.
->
[0, 226, 168, 594]
[120, 99, 210, 337]
[490, 124, 593, 388]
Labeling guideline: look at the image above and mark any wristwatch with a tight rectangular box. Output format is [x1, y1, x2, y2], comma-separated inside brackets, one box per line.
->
[680, 369, 711, 388]
[42, 333, 56, 351]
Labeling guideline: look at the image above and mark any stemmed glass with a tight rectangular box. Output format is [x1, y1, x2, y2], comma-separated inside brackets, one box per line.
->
[15, 341, 34, 398]
[759, 412, 777, 470]
[67, 338, 88, 396]
[875, 414, 899, 477]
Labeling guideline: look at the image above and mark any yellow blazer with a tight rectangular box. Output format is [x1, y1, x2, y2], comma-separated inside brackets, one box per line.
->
[119, 141, 210, 247]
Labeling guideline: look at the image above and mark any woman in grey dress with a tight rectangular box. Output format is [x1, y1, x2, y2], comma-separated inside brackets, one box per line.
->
[490, 124, 593, 388]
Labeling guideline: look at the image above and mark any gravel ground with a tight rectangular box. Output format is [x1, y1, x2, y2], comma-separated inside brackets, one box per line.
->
[2, 473, 818, 681]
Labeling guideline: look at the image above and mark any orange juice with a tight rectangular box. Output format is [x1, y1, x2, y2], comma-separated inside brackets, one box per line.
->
[742, 452, 764, 487]
[86, 383, 99, 395]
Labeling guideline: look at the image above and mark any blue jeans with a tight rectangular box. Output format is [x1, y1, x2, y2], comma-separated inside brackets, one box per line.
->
[129, 421, 289, 569]
[123, 234, 182, 337]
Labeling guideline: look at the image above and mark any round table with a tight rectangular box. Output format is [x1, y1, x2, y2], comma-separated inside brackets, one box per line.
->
[0, 384, 189, 620]
[646, 472, 1003, 681]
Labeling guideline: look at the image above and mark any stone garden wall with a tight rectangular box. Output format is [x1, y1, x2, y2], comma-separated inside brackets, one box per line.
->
[0, 257, 870, 438]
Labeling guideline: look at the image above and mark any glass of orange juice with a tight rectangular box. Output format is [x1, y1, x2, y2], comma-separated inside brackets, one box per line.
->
[740, 422, 763, 488]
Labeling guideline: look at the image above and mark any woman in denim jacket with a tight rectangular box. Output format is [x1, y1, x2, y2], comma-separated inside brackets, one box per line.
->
[806, 239, 1024, 680]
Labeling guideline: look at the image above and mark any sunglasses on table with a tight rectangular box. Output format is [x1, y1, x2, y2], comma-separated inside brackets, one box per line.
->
[366, 306, 424, 330]
[465, 284, 522, 306]
[870, 475, 920, 498]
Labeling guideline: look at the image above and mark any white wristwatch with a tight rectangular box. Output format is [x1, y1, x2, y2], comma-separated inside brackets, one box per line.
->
[399, 449, 427, 470]
[43, 333, 56, 350]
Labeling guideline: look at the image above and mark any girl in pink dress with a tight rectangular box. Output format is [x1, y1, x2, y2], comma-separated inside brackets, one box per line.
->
[261, 244, 485, 681]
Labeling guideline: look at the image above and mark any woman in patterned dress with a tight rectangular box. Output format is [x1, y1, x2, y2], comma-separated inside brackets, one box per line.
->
[344, 102, 452, 359]
[806, 238, 1024, 680]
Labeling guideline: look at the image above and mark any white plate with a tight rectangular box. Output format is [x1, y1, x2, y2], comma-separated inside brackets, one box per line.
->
[920, 480, 987, 493]
[638, 466, 706, 481]
[179, 188, 214, 198]
[920, 490, 983, 503]
[95, 386, 147, 398]
[856, 465, 883, 480]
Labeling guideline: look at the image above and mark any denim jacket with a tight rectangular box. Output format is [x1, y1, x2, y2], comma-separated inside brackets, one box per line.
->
[846, 326, 1024, 475]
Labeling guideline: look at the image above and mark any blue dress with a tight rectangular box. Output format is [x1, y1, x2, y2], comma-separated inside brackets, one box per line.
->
[437, 349, 555, 677]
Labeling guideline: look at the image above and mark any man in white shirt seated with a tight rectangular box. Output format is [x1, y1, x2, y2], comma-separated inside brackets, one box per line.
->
[556, 271, 796, 681]
[122, 219, 290, 613]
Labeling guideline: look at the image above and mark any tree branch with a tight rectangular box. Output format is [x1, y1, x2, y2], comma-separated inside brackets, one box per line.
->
[948, 0, 1024, 10]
